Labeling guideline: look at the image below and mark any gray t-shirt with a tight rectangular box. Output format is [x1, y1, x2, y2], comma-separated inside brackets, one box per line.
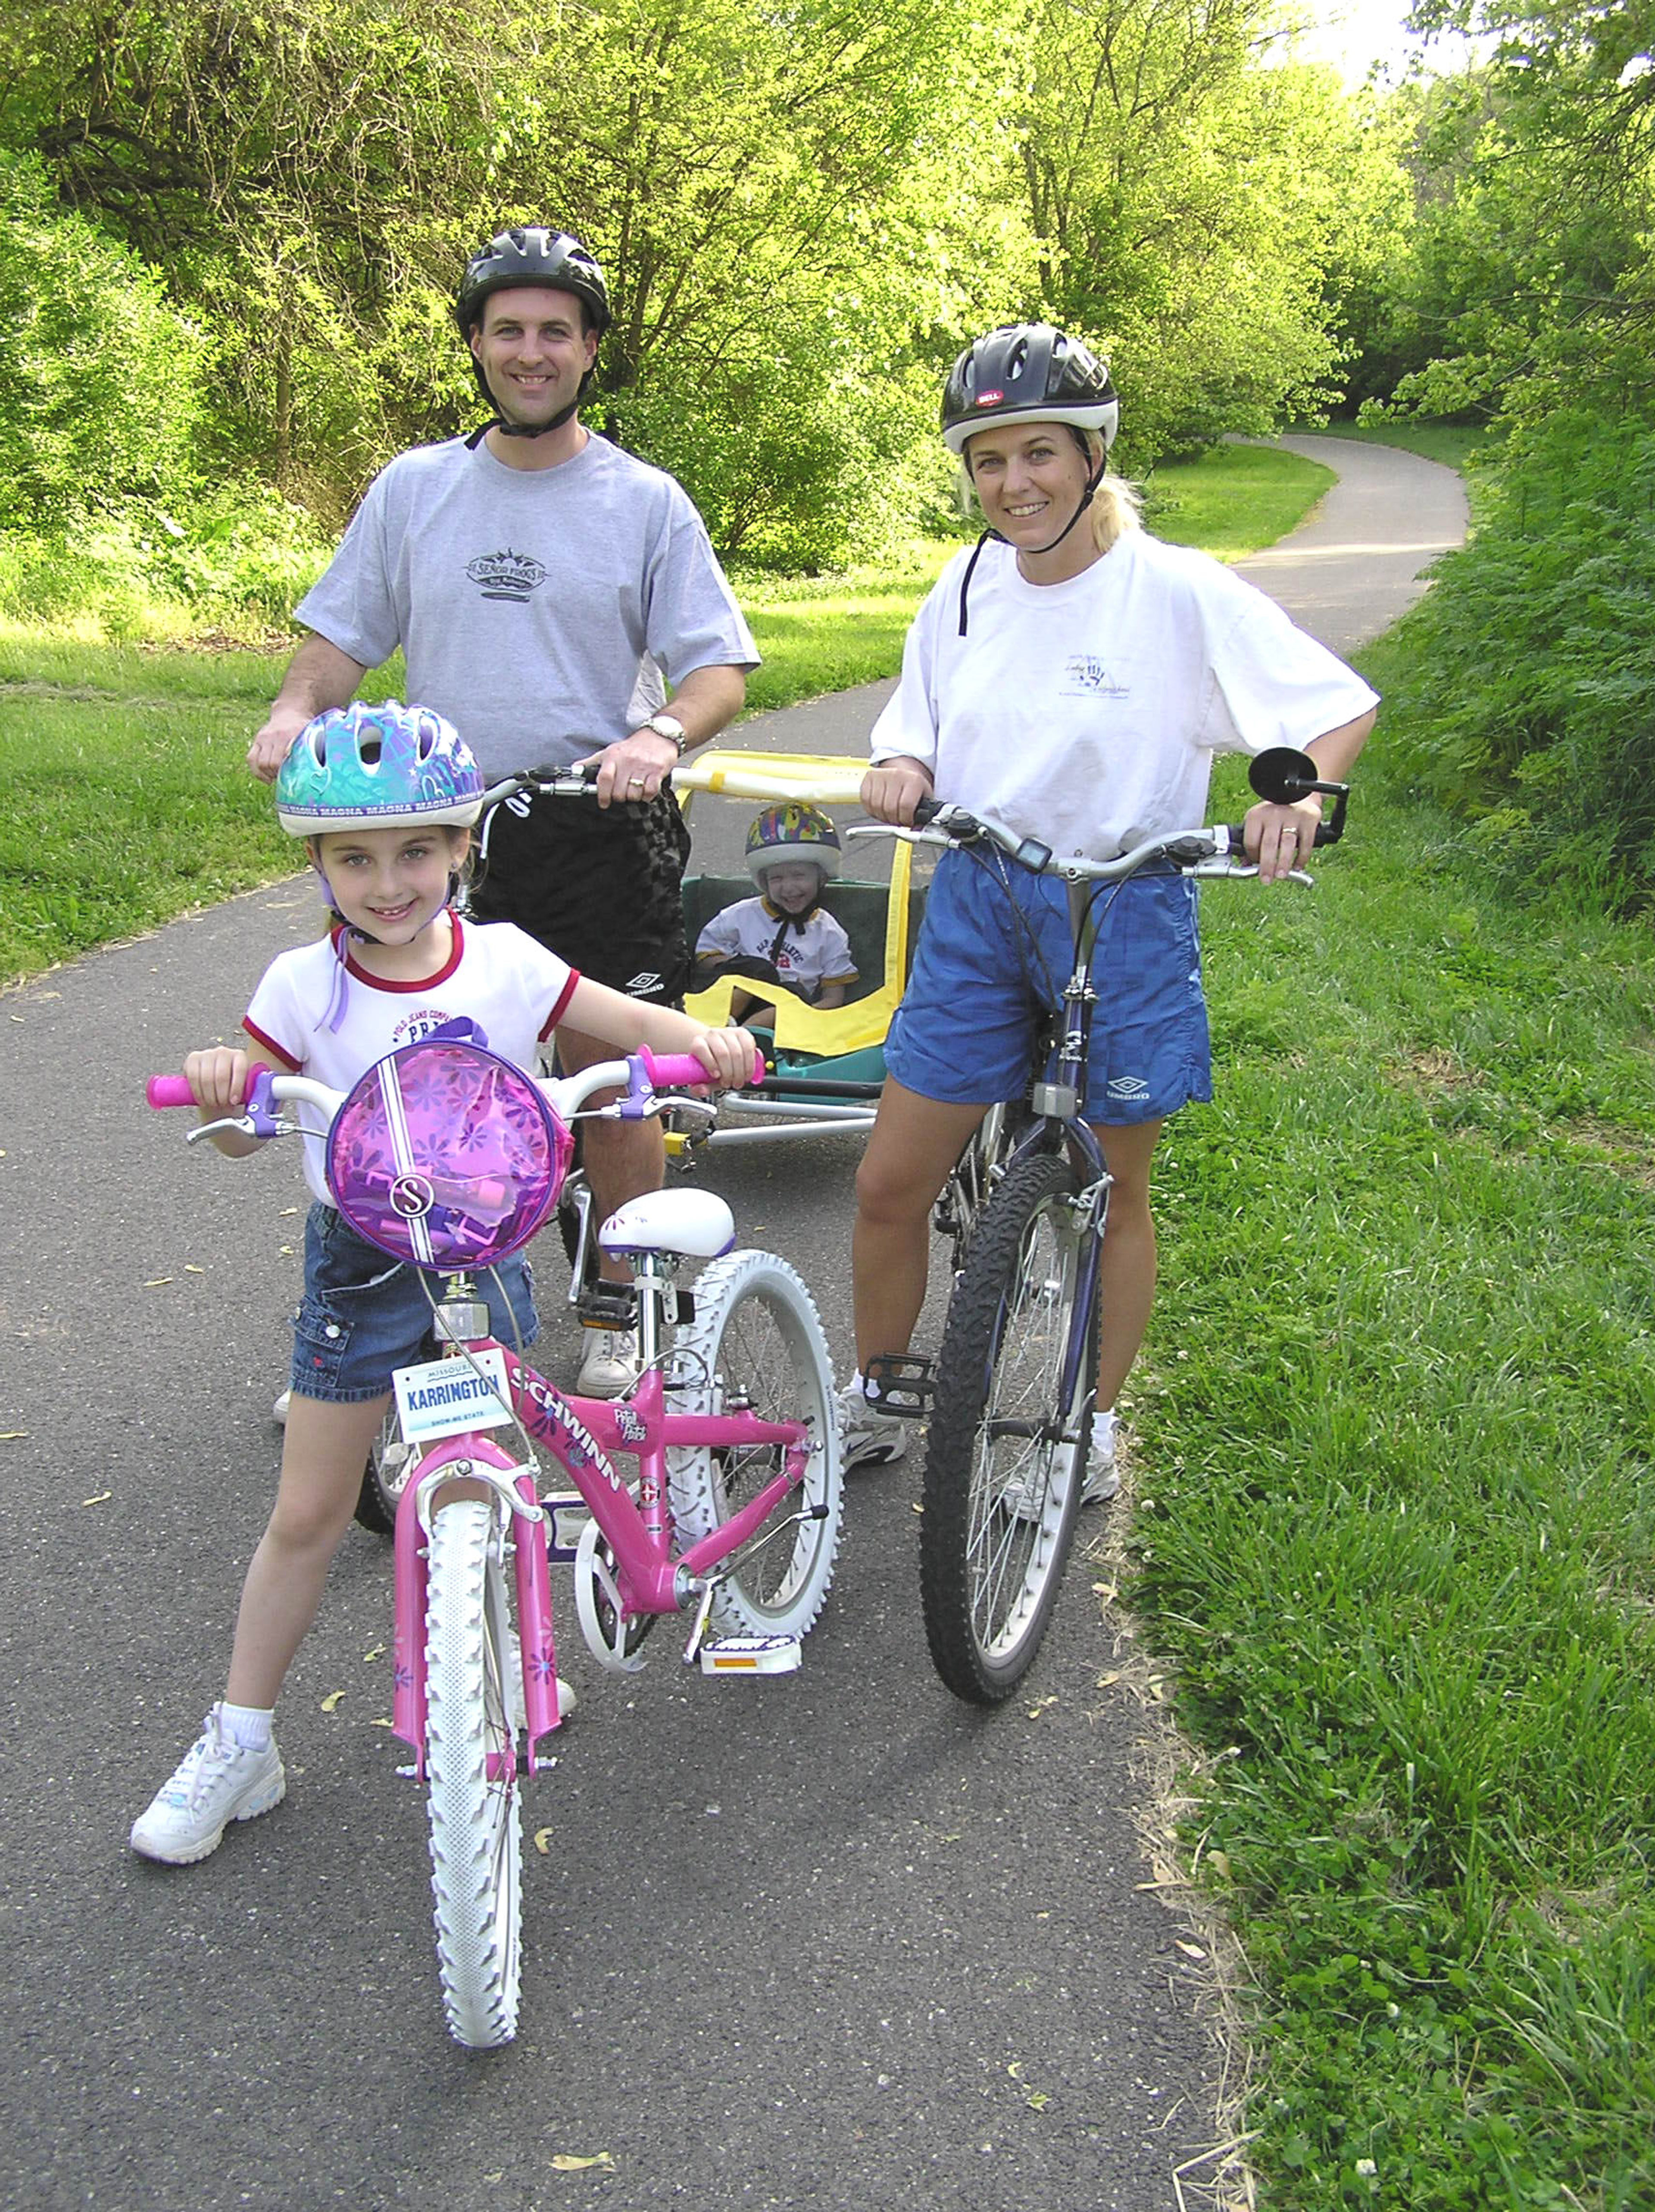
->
[295, 433, 759, 780]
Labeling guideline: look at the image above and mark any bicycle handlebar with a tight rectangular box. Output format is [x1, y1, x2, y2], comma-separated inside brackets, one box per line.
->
[887, 744, 1349, 883]
[479, 762, 608, 809]
[147, 1044, 764, 1122]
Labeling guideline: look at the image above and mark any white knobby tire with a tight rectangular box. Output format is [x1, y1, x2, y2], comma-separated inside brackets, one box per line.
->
[424, 1499, 523, 2048]
[666, 1250, 843, 1638]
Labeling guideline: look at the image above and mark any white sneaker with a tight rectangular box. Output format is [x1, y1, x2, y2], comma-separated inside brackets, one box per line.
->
[129, 1705, 286, 1865]
[836, 1381, 908, 1470]
[1081, 1411, 1121, 1505]
[272, 1389, 290, 1424]
[1003, 1412, 1119, 1520]
[575, 1327, 642, 1398]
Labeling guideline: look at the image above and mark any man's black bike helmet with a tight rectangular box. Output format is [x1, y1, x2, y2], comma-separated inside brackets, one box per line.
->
[455, 225, 611, 338]
[941, 323, 1118, 456]
[456, 225, 610, 440]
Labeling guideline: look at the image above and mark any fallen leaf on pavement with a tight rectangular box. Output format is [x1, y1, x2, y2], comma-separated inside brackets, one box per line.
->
[321, 1690, 346, 1712]
[550, 2153, 615, 2172]
[81, 1491, 113, 1507]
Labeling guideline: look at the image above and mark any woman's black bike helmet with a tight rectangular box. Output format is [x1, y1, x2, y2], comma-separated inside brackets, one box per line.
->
[941, 323, 1118, 456]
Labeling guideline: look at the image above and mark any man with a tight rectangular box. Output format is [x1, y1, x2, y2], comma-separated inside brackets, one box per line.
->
[249, 224, 758, 1396]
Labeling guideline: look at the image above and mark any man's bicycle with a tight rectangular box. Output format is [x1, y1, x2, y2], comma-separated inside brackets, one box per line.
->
[150, 1037, 842, 2048]
[857, 747, 1349, 1704]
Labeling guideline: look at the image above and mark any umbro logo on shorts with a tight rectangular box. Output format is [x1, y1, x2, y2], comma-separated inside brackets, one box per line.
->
[1106, 1075, 1151, 1100]
[625, 971, 663, 997]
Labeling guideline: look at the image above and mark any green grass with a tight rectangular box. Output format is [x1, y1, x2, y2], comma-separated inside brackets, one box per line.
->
[1144, 442, 1336, 560]
[735, 546, 958, 712]
[1307, 419, 1498, 476]
[0, 444, 1332, 980]
[1132, 652, 1655, 2206]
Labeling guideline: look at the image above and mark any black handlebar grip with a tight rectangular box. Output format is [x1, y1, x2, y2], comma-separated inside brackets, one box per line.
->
[1223, 820, 1342, 853]
[911, 795, 943, 827]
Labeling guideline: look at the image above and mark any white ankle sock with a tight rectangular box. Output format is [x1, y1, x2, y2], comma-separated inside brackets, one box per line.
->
[219, 1701, 274, 1752]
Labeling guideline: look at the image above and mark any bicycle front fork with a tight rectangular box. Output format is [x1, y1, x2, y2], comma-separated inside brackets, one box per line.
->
[390, 1437, 564, 1778]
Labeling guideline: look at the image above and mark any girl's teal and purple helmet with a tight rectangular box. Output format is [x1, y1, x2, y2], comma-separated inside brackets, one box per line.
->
[275, 702, 485, 837]
[744, 801, 842, 885]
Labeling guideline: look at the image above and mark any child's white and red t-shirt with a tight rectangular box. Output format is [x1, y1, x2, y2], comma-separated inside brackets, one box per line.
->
[244, 916, 578, 1205]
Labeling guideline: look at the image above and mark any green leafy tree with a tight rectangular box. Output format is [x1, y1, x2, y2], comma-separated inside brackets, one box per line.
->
[1008, 0, 1413, 463]
[0, 148, 203, 532]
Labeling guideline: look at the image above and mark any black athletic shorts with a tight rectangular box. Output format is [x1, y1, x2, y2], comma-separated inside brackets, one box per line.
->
[468, 787, 692, 1007]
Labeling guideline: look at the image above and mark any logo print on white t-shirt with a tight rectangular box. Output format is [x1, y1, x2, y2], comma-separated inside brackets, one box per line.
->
[1061, 654, 1128, 700]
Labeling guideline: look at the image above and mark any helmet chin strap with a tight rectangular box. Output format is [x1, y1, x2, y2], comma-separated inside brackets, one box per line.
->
[462, 358, 589, 447]
[466, 398, 582, 446]
[314, 875, 463, 1035]
[313, 869, 462, 950]
[958, 440, 1106, 636]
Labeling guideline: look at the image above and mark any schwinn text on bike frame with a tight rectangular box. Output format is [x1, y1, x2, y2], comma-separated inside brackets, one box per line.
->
[506, 1356, 627, 1495]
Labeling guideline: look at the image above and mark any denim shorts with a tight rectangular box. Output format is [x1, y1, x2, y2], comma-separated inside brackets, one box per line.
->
[290, 1203, 539, 1406]
[884, 847, 1213, 1126]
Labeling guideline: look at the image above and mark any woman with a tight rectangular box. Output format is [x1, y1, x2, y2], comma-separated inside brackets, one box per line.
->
[839, 323, 1378, 1483]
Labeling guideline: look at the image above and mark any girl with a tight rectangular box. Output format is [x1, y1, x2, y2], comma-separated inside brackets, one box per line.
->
[693, 802, 858, 1026]
[131, 701, 753, 1864]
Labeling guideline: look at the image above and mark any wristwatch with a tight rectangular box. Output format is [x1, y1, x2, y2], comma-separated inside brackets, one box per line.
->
[643, 712, 689, 756]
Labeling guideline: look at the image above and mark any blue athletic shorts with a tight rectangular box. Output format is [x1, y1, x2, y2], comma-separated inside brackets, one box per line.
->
[290, 1203, 539, 1406]
[884, 847, 1213, 1126]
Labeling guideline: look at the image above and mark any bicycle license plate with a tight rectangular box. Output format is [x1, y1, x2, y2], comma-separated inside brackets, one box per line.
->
[393, 1347, 514, 1447]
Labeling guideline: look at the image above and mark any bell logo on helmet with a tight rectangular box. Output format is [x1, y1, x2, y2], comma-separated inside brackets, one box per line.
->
[977, 389, 1003, 406]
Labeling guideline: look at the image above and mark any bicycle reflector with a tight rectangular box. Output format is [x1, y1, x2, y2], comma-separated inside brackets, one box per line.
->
[329, 1040, 573, 1269]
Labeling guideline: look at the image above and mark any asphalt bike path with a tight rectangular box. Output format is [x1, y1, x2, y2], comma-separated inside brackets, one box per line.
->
[0, 440, 1464, 2212]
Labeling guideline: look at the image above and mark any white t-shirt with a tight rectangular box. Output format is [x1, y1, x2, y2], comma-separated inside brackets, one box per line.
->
[294, 433, 759, 781]
[695, 897, 858, 1000]
[869, 531, 1379, 862]
[244, 917, 578, 1205]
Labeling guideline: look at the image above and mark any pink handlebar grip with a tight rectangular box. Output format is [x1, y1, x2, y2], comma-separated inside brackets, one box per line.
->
[640, 1046, 764, 1091]
[147, 1063, 269, 1110]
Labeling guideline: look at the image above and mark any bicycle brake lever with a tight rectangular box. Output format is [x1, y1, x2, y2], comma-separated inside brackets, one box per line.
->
[186, 1114, 258, 1144]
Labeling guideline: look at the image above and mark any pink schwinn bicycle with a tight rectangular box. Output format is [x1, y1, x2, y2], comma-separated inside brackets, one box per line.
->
[149, 1037, 843, 2049]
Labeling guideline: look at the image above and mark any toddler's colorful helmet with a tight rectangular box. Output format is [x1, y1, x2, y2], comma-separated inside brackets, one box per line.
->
[275, 702, 486, 837]
[744, 801, 842, 885]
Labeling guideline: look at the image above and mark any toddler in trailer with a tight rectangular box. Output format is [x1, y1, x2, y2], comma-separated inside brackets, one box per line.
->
[693, 802, 858, 1028]
[130, 702, 754, 1865]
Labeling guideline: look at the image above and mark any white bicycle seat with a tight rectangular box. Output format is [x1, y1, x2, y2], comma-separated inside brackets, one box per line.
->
[597, 1188, 736, 1260]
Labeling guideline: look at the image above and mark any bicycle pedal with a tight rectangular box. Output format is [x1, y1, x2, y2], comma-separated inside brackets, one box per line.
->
[699, 1635, 802, 1676]
[577, 1283, 639, 1329]
[540, 1493, 590, 1564]
[863, 1352, 934, 1419]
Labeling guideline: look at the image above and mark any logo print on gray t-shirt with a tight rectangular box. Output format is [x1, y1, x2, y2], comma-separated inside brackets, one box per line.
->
[466, 549, 548, 603]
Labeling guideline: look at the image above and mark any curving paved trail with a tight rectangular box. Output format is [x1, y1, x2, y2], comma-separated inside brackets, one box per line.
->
[0, 441, 1464, 2212]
